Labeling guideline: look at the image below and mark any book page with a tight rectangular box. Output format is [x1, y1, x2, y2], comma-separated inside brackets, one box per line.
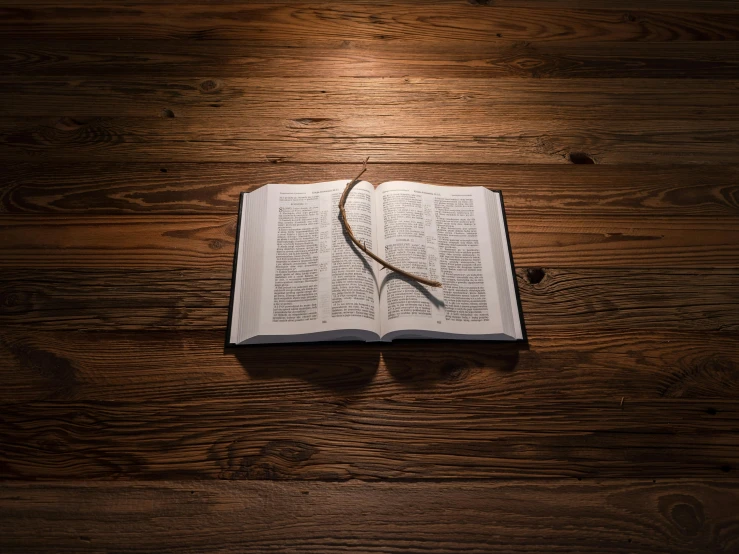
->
[376, 182, 505, 338]
[255, 180, 381, 339]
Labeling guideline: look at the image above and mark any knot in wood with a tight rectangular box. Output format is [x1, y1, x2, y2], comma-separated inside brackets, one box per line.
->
[526, 268, 546, 284]
[569, 152, 595, 164]
[199, 79, 221, 94]
[658, 494, 706, 537]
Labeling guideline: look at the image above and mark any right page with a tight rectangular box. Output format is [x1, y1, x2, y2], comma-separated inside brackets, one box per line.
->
[376, 181, 518, 341]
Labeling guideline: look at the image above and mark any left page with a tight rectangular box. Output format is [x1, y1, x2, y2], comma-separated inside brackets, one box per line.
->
[245, 180, 381, 343]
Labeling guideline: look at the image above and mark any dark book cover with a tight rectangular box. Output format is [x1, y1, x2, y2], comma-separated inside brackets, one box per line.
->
[225, 188, 526, 346]
[225, 192, 246, 348]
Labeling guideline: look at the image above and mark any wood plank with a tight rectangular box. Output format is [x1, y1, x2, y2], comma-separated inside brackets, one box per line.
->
[1, 327, 737, 404]
[2, 4, 739, 42]
[2, 117, 739, 164]
[1, 480, 738, 553]
[7, 0, 739, 13]
[458, 0, 739, 11]
[0, 396, 737, 479]
[1, 268, 737, 332]
[0, 269, 230, 330]
[0, 215, 236, 270]
[3, 77, 739, 120]
[524, 268, 739, 332]
[3, 40, 738, 79]
[4, 163, 739, 217]
[1, 215, 737, 268]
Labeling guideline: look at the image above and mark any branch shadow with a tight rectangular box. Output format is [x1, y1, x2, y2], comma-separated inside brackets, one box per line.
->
[379, 272, 445, 309]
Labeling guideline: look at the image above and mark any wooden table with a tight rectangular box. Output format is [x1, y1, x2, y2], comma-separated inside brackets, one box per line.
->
[1, 1, 738, 551]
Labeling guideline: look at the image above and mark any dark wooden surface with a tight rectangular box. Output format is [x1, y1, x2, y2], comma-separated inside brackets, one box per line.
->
[1, 1, 738, 552]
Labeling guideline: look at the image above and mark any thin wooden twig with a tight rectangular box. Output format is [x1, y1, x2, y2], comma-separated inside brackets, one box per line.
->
[338, 157, 442, 288]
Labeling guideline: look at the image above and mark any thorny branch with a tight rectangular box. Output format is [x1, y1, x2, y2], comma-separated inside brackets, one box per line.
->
[338, 157, 442, 288]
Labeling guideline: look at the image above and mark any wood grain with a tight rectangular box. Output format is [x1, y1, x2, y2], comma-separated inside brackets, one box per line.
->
[455, 0, 739, 11]
[1, 215, 738, 268]
[1, 0, 738, 549]
[7, 0, 739, 12]
[0, 396, 737, 479]
[3, 40, 738, 78]
[2, 116, 738, 164]
[0, 215, 237, 269]
[4, 78, 739, 120]
[1, 268, 737, 332]
[0, 480, 738, 553]
[4, 163, 739, 217]
[2, 327, 737, 403]
[2, 4, 739, 42]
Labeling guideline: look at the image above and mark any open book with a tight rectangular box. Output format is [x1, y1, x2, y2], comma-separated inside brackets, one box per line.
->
[227, 180, 525, 345]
